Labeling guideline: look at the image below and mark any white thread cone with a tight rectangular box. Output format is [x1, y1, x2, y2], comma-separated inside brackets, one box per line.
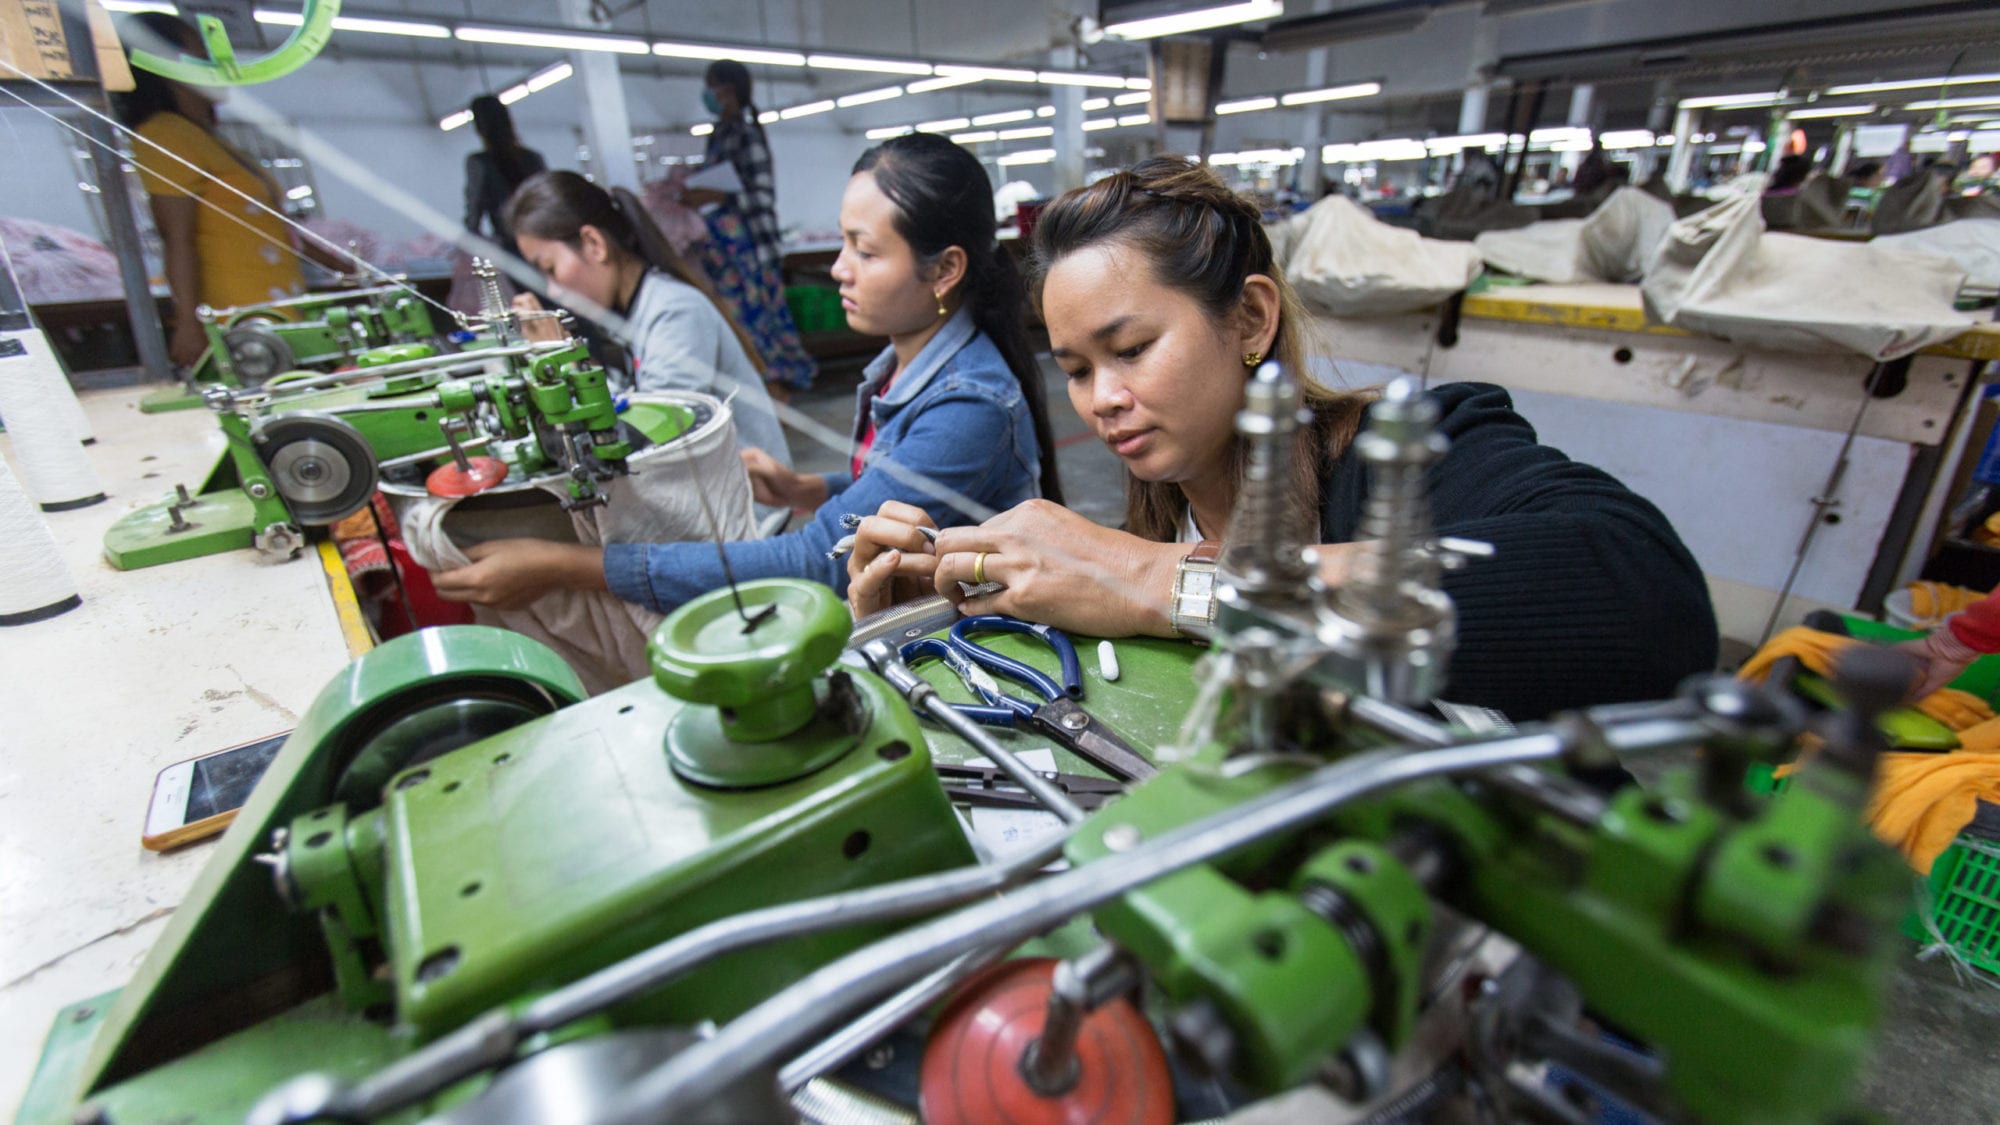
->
[15, 327, 94, 444]
[0, 449, 81, 624]
[0, 329, 104, 510]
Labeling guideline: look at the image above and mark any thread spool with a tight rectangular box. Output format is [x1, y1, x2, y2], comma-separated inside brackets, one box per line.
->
[0, 450, 81, 625]
[15, 327, 94, 444]
[0, 329, 104, 510]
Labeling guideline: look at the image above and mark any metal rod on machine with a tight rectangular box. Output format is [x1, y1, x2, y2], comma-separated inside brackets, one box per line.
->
[251, 837, 1070, 1124]
[602, 711, 1714, 1122]
[777, 948, 1006, 1094]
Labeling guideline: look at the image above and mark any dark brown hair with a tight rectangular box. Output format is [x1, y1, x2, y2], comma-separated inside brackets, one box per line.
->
[854, 133, 1063, 504]
[1028, 156, 1370, 542]
[505, 170, 764, 375]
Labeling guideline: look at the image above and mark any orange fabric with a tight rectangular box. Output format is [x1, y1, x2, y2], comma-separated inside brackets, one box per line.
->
[1740, 627, 2000, 873]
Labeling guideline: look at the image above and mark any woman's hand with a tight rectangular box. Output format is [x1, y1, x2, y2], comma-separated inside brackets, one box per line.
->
[930, 500, 1186, 638]
[741, 448, 829, 511]
[432, 540, 606, 610]
[1893, 631, 1980, 701]
[846, 500, 941, 619]
[511, 292, 565, 342]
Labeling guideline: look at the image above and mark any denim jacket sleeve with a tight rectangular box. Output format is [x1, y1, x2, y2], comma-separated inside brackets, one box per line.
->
[602, 388, 1022, 614]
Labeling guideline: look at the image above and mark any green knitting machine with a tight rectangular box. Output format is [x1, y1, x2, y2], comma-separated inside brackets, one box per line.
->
[140, 282, 451, 414]
[26, 373, 1915, 1124]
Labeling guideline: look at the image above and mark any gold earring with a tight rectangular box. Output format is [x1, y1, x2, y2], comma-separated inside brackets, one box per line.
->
[936, 291, 949, 317]
[1243, 350, 1264, 368]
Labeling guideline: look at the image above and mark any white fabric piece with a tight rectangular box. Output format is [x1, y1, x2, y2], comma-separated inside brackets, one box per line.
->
[0, 449, 78, 620]
[1474, 189, 1675, 284]
[1877, 219, 2000, 290]
[1641, 194, 1974, 361]
[0, 329, 102, 507]
[398, 391, 757, 695]
[1271, 195, 1483, 316]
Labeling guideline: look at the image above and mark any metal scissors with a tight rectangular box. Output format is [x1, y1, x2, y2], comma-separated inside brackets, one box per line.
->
[934, 763, 1125, 811]
[900, 615, 1159, 782]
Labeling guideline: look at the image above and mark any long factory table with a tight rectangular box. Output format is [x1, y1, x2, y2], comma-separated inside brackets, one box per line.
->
[1316, 283, 2000, 646]
[0, 386, 370, 1118]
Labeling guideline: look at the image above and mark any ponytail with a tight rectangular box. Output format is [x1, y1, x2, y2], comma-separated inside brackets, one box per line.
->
[1029, 156, 1370, 541]
[505, 170, 767, 376]
[852, 134, 1064, 505]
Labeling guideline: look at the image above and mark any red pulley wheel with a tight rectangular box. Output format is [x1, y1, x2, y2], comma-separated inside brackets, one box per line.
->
[920, 958, 1174, 1125]
[425, 456, 510, 498]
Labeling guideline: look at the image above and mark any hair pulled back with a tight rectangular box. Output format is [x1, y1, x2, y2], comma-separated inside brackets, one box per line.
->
[853, 133, 1064, 504]
[112, 12, 198, 127]
[469, 95, 536, 190]
[505, 170, 764, 375]
[1029, 156, 1369, 542]
[704, 60, 769, 144]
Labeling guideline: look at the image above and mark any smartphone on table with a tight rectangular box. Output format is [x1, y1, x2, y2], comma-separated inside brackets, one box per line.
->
[141, 732, 289, 852]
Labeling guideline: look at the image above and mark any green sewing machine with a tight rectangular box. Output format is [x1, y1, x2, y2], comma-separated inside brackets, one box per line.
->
[140, 282, 451, 414]
[26, 371, 1914, 1125]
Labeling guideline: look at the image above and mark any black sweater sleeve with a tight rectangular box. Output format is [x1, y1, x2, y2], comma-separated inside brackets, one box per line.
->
[1319, 382, 1718, 721]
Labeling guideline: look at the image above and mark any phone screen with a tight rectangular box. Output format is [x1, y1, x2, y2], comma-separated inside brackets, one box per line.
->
[185, 734, 287, 822]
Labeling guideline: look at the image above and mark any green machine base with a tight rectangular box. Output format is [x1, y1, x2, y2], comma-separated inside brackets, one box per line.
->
[138, 385, 206, 414]
[102, 489, 263, 570]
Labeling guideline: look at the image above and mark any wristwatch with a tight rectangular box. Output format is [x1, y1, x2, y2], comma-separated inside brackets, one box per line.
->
[1170, 539, 1222, 640]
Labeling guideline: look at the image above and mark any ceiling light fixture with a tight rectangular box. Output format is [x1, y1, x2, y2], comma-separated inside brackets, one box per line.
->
[1104, 0, 1283, 41]
[255, 10, 452, 37]
[866, 125, 915, 140]
[1825, 73, 2000, 95]
[973, 109, 1036, 126]
[527, 62, 573, 92]
[690, 123, 715, 136]
[836, 86, 905, 108]
[1215, 96, 1278, 115]
[456, 26, 648, 54]
[497, 83, 532, 105]
[1038, 71, 1128, 88]
[935, 65, 1039, 83]
[998, 148, 1056, 165]
[905, 75, 981, 94]
[916, 117, 973, 132]
[951, 130, 1001, 144]
[779, 99, 837, 120]
[807, 53, 932, 76]
[1113, 91, 1153, 106]
[1904, 96, 2000, 110]
[999, 125, 1055, 140]
[653, 41, 805, 65]
[1279, 81, 1380, 106]
[440, 109, 474, 131]
[1677, 91, 1786, 109]
[1786, 104, 1876, 119]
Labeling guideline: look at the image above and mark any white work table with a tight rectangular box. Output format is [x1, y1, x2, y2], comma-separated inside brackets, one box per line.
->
[0, 385, 368, 1118]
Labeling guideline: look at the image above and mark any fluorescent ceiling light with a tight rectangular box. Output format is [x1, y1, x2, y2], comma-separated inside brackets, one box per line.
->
[1104, 0, 1282, 40]
[1082, 98, 1111, 111]
[1423, 132, 1509, 154]
[1118, 114, 1151, 127]
[456, 26, 648, 53]
[935, 65, 1038, 83]
[100, 1, 178, 13]
[1000, 125, 1055, 140]
[254, 9, 450, 36]
[758, 110, 781, 124]
[654, 42, 805, 65]
[1083, 118, 1118, 131]
[527, 62, 573, 92]
[1124, 77, 1152, 90]
[1210, 147, 1304, 166]
[286, 184, 314, 199]
[1905, 96, 2000, 110]
[866, 125, 914, 140]
[1826, 73, 2000, 95]
[952, 130, 1000, 144]
[1280, 81, 1380, 106]
[779, 99, 836, 120]
[440, 109, 474, 131]
[1787, 104, 1875, 119]
[1039, 71, 1128, 88]
[1037, 105, 1056, 117]
[498, 84, 531, 105]
[691, 123, 714, 136]
[916, 117, 972, 132]
[808, 54, 931, 76]
[1324, 138, 1428, 162]
[905, 75, 981, 94]
[1678, 91, 1785, 109]
[837, 86, 905, 108]
[998, 148, 1056, 166]
[1113, 91, 1153, 106]
[1599, 129, 1655, 148]
[1529, 126, 1591, 143]
[1215, 96, 1277, 115]
[973, 109, 1035, 126]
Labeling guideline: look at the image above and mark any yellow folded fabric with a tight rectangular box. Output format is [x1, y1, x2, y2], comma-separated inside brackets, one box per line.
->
[1907, 580, 1985, 618]
[1864, 751, 2000, 873]
[1740, 627, 2000, 872]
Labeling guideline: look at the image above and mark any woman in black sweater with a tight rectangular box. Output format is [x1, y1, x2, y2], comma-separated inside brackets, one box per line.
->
[846, 157, 1715, 722]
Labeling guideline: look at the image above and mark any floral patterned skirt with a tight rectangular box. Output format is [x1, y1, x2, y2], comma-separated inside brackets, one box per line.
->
[700, 205, 817, 391]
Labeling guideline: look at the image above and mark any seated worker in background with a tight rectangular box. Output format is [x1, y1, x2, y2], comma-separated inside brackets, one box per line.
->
[848, 157, 1718, 722]
[503, 170, 791, 468]
[433, 134, 1063, 616]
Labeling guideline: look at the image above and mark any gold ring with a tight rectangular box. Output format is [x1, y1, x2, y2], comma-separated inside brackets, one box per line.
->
[973, 551, 989, 586]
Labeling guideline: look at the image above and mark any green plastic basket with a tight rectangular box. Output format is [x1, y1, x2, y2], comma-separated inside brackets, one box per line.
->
[1902, 833, 2000, 974]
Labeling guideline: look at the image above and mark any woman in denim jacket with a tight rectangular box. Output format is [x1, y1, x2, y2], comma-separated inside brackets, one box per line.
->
[433, 133, 1063, 615]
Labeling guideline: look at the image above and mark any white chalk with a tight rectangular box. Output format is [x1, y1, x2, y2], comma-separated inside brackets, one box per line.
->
[1097, 639, 1120, 682]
